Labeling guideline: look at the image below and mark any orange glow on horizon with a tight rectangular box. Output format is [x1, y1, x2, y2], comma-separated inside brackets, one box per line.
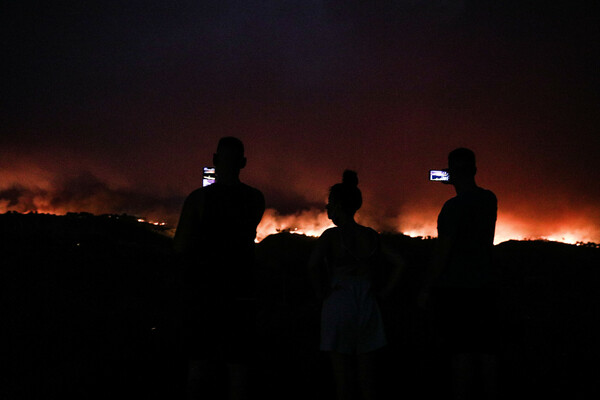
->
[1, 203, 598, 247]
[254, 208, 600, 246]
[255, 208, 335, 242]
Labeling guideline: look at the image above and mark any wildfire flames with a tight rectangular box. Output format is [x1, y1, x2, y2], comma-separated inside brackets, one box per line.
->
[0, 169, 597, 246]
[2, 199, 599, 246]
[255, 208, 599, 246]
[255, 208, 335, 242]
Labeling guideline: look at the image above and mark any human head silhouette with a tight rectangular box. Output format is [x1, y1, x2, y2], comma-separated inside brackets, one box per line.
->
[213, 137, 247, 183]
[327, 170, 362, 224]
[447, 147, 477, 189]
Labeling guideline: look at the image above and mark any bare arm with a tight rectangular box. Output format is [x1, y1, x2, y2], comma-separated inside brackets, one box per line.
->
[418, 234, 452, 308]
[424, 235, 452, 289]
[377, 243, 406, 298]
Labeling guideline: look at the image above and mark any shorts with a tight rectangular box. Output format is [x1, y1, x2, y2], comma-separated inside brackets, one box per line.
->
[320, 276, 387, 355]
[431, 286, 499, 354]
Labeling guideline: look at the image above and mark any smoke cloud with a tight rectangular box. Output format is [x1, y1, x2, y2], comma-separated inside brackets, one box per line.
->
[0, 170, 183, 225]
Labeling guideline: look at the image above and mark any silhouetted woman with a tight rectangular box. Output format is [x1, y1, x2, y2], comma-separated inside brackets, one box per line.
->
[308, 170, 405, 400]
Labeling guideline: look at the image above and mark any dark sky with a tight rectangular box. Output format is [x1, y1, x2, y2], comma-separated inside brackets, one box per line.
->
[2, 1, 599, 242]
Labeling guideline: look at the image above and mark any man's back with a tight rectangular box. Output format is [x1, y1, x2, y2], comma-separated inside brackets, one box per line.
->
[177, 181, 265, 297]
[189, 182, 263, 250]
[176, 137, 265, 399]
[436, 187, 497, 288]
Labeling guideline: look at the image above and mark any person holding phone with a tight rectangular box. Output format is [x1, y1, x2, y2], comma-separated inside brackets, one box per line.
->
[174, 137, 265, 400]
[308, 170, 405, 400]
[420, 148, 499, 400]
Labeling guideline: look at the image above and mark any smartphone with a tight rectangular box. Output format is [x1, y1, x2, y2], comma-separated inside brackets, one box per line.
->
[203, 167, 216, 187]
[429, 170, 450, 182]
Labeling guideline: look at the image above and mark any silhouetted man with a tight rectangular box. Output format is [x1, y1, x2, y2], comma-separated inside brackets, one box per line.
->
[420, 148, 498, 400]
[174, 137, 265, 400]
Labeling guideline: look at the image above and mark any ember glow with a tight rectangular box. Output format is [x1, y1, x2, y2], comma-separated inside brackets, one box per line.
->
[1, 192, 599, 246]
[137, 218, 166, 226]
[0, 165, 598, 246]
[256, 208, 335, 242]
[493, 212, 600, 246]
[253, 207, 600, 246]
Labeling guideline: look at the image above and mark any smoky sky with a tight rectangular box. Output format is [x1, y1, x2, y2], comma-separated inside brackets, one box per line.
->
[0, 170, 182, 219]
[2, 1, 599, 240]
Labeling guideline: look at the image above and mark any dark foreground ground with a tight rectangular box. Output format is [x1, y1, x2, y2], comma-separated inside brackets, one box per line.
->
[2, 213, 599, 399]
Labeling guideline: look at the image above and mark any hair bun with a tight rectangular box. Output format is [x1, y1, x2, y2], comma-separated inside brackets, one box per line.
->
[342, 170, 359, 187]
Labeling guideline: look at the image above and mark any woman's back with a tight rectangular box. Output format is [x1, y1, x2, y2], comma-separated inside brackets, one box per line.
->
[326, 224, 380, 278]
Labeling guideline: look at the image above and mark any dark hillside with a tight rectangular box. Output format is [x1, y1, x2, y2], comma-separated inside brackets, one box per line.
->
[493, 240, 600, 399]
[1, 212, 599, 399]
[1, 212, 179, 399]
[254, 232, 600, 399]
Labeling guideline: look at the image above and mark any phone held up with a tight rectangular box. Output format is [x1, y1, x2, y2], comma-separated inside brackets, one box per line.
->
[203, 167, 216, 187]
[429, 170, 450, 182]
